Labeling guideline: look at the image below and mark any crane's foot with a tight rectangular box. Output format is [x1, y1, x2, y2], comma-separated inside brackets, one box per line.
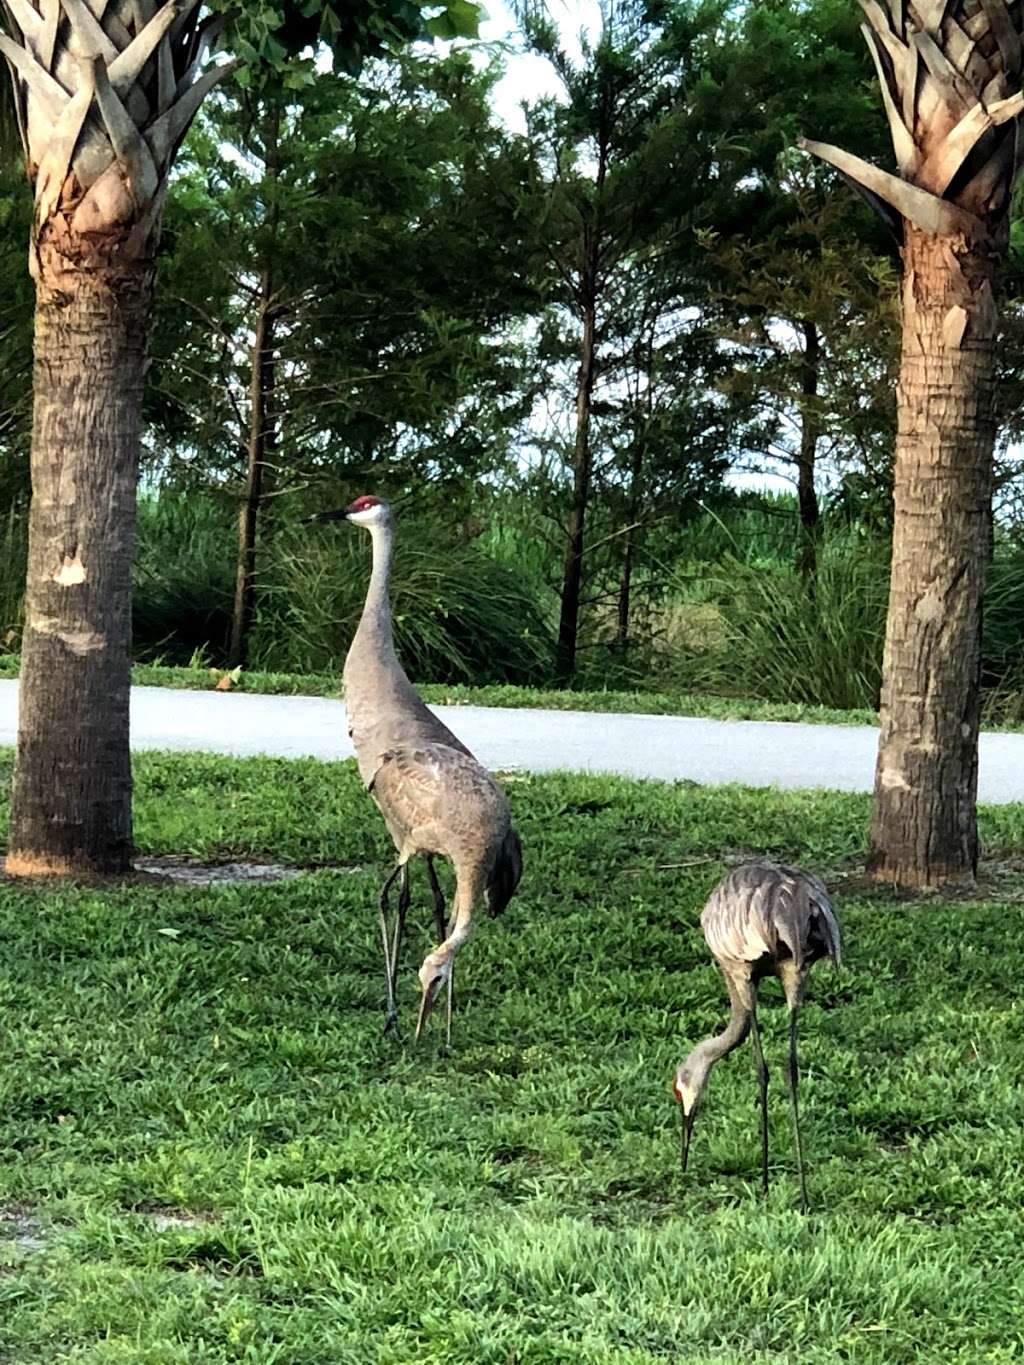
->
[382, 1008, 402, 1040]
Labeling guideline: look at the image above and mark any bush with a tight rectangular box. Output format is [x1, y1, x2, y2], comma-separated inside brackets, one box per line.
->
[981, 544, 1024, 721]
[133, 494, 235, 664]
[0, 507, 26, 649]
[252, 517, 555, 685]
[662, 532, 890, 711]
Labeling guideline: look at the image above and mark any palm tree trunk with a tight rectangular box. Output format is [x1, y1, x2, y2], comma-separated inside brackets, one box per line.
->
[556, 297, 596, 682]
[1, 0, 237, 875]
[230, 273, 277, 668]
[801, 0, 1021, 888]
[866, 225, 997, 887]
[7, 263, 150, 874]
[795, 320, 821, 582]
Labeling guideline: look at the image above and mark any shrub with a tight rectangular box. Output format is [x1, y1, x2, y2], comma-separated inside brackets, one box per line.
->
[0, 507, 26, 649]
[133, 493, 235, 663]
[662, 531, 890, 711]
[252, 517, 555, 685]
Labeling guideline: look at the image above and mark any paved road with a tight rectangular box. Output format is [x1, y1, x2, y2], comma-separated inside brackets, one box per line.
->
[1, 678, 1022, 801]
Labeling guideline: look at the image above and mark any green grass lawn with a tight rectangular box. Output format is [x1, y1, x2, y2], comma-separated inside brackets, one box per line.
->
[1, 753, 1023, 1362]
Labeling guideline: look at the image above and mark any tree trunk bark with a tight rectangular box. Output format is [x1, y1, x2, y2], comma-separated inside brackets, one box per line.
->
[795, 320, 821, 582]
[867, 224, 998, 888]
[230, 274, 277, 669]
[1, 0, 236, 878]
[6, 264, 151, 876]
[615, 437, 645, 652]
[555, 299, 597, 682]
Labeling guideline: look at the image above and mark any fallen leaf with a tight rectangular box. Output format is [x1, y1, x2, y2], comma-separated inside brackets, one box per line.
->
[215, 674, 233, 691]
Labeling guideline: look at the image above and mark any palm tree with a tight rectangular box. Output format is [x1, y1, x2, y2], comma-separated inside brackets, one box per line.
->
[1, 0, 239, 874]
[0, 0, 477, 875]
[802, 0, 1023, 888]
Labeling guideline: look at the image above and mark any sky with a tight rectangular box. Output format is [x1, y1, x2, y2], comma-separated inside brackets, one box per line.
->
[468, 2, 796, 496]
[475, 0, 598, 129]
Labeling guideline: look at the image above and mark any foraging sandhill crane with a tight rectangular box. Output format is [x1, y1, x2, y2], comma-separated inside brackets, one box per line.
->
[673, 861, 841, 1210]
[312, 494, 522, 1045]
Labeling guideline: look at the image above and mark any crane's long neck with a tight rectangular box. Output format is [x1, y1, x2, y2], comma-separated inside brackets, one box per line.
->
[355, 521, 398, 663]
[687, 978, 753, 1088]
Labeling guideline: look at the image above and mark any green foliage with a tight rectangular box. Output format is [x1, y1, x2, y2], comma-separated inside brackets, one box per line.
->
[0, 753, 1023, 1360]
[226, 0, 481, 80]
[982, 542, 1024, 720]
[660, 492, 809, 568]
[0, 506, 25, 647]
[665, 530, 891, 710]
[255, 518, 554, 683]
[0, 150, 32, 497]
[151, 54, 538, 501]
[132, 495, 237, 664]
[125, 492, 554, 682]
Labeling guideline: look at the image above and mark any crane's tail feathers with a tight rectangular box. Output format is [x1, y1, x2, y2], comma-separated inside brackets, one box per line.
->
[817, 897, 843, 967]
[773, 888, 808, 972]
[486, 827, 523, 919]
[774, 875, 841, 970]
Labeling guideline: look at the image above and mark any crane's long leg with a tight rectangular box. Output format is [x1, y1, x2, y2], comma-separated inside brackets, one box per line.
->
[445, 961, 455, 1051]
[786, 1005, 808, 1213]
[749, 1003, 770, 1197]
[388, 863, 411, 1001]
[426, 856, 446, 940]
[426, 855, 455, 1049]
[379, 865, 403, 1032]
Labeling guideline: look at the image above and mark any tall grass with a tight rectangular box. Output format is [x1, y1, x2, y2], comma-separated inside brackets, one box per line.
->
[981, 543, 1024, 720]
[4, 488, 1024, 711]
[0, 505, 26, 650]
[662, 531, 891, 711]
[133, 493, 235, 663]
[665, 493, 802, 570]
[129, 495, 556, 681]
[255, 520, 554, 684]
[477, 516, 558, 615]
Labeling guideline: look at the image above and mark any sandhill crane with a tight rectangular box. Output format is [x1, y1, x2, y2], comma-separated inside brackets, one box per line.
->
[312, 494, 522, 1046]
[673, 861, 841, 1210]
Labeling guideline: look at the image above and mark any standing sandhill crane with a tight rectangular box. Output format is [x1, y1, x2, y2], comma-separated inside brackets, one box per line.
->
[312, 494, 522, 1045]
[673, 861, 841, 1210]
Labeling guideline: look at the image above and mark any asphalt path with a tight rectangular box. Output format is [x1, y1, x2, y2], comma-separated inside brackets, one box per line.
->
[0, 678, 1022, 801]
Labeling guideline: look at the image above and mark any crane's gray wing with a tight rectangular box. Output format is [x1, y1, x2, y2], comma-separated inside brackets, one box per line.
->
[771, 865, 841, 968]
[486, 825, 523, 918]
[369, 742, 507, 843]
[700, 864, 777, 963]
[802, 873, 842, 967]
[701, 862, 841, 968]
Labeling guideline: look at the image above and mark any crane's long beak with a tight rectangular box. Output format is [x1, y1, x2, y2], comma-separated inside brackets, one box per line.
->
[415, 973, 445, 1041]
[301, 507, 350, 525]
[681, 1108, 695, 1174]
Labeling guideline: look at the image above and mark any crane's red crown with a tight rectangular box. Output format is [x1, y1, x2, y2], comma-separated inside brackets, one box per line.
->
[346, 495, 381, 514]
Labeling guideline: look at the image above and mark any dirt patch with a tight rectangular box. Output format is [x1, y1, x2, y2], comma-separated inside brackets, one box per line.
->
[137, 1206, 217, 1232]
[0, 1207, 46, 1254]
[828, 859, 1024, 903]
[133, 856, 306, 886]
